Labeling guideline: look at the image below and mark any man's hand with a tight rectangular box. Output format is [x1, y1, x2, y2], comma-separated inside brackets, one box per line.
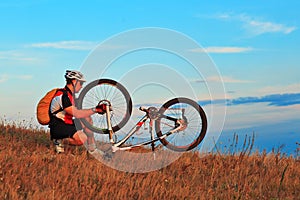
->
[95, 104, 107, 114]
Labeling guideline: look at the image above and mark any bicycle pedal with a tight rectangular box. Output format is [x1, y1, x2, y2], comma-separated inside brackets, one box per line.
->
[111, 146, 120, 153]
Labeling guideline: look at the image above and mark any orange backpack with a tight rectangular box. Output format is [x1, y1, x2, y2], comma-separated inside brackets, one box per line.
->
[36, 88, 60, 125]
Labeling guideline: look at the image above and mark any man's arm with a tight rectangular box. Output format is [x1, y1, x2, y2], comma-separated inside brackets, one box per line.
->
[64, 106, 95, 119]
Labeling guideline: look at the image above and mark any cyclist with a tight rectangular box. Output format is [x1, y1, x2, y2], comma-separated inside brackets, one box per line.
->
[49, 70, 105, 154]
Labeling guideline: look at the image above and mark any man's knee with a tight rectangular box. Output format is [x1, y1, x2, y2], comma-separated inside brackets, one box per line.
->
[73, 131, 87, 145]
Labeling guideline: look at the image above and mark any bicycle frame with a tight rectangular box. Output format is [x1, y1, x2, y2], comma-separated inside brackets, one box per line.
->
[77, 79, 207, 153]
[105, 105, 185, 153]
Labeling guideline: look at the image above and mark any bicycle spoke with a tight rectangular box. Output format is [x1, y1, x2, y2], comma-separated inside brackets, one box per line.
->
[77, 79, 132, 133]
[155, 97, 207, 152]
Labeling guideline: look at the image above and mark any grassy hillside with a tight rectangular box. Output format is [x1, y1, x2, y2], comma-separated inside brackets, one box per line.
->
[0, 121, 299, 200]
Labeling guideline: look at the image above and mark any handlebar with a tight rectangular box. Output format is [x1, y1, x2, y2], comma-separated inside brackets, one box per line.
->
[139, 106, 148, 112]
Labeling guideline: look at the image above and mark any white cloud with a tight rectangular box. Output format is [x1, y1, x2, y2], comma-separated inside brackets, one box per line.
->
[189, 46, 253, 53]
[28, 40, 128, 51]
[258, 83, 300, 94]
[29, 40, 99, 50]
[193, 76, 254, 84]
[219, 76, 254, 83]
[245, 18, 296, 35]
[215, 13, 297, 36]
[16, 75, 33, 80]
[0, 74, 33, 83]
[0, 50, 37, 61]
[224, 103, 300, 130]
[0, 74, 9, 83]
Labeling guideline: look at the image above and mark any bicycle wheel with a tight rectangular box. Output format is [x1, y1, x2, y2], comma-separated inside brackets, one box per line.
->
[77, 79, 132, 133]
[155, 97, 207, 152]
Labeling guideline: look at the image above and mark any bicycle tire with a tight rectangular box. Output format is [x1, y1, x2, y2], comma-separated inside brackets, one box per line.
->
[155, 97, 207, 152]
[77, 79, 132, 133]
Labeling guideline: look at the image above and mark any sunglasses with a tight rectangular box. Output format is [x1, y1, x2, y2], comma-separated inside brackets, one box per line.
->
[78, 81, 84, 86]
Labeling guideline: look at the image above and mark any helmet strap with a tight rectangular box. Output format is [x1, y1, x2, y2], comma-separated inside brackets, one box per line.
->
[68, 79, 77, 95]
[71, 80, 78, 100]
[73, 79, 79, 91]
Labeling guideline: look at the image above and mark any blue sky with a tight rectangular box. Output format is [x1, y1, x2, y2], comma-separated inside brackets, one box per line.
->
[0, 0, 299, 154]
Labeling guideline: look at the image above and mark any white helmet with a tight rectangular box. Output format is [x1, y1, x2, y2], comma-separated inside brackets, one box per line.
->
[64, 70, 86, 82]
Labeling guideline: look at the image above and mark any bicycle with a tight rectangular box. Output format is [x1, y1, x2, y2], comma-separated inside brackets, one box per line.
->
[77, 79, 207, 153]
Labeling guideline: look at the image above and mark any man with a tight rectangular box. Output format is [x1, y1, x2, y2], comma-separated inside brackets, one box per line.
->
[49, 70, 105, 154]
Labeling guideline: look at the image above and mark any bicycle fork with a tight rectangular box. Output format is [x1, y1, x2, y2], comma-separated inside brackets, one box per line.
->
[149, 119, 157, 160]
[149, 119, 155, 151]
[105, 104, 114, 143]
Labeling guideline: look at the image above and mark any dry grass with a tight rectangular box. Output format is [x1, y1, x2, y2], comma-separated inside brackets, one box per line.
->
[0, 121, 299, 200]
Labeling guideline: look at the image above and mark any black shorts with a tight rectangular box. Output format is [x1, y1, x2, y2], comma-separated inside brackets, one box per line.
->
[49, 117, 82, 140]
